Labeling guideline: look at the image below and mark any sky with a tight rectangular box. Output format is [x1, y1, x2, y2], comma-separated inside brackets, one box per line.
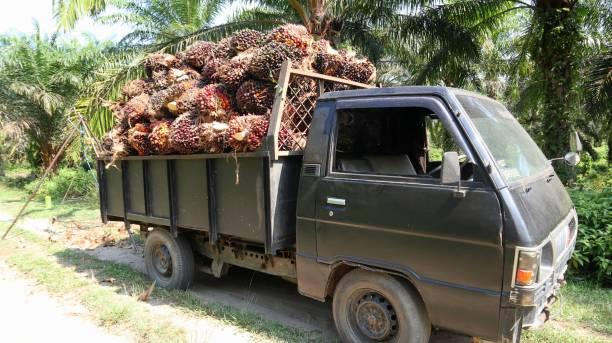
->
[0, 0, 132, 41]
[0, 0, 243, 42]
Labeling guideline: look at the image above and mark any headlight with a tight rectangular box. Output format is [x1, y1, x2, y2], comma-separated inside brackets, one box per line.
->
[515, 250, 540, 286]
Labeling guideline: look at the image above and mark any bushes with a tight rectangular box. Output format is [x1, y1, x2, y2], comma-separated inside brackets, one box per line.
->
[24, 167, 98, 202]
[568, 187, 612, 286]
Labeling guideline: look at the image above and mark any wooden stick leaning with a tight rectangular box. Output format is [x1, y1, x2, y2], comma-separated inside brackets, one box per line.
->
[1, 127, 78, 240]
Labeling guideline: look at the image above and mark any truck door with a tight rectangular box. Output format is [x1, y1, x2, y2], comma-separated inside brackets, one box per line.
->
[315, 96, 504, 339]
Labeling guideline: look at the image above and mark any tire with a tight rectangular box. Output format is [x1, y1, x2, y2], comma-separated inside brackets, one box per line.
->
[144, 229, 194, 290]
[332, 269, 430, 343]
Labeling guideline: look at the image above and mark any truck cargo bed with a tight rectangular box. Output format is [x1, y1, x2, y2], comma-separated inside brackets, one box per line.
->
[97, 152, 301, 253]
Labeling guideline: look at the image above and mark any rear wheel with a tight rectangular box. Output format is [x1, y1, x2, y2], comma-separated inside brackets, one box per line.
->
[144, 229, 194, 289]
[332, 269, 430, 343]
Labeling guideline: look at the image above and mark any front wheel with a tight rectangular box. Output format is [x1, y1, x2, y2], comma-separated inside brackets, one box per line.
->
[144, 229, 194, 290]
[333, 269, 430, 343]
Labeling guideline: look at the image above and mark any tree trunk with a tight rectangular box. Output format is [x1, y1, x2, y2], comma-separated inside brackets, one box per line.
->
[533, 2, 580, 182]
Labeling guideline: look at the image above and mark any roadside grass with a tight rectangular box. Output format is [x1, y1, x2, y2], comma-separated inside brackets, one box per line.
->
[0, 226, 325, 343]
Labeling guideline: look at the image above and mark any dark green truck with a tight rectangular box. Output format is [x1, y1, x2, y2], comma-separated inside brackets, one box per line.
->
[97, 80, 580, 342]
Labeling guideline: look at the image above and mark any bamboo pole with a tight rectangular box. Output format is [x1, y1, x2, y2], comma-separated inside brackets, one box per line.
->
[1, 127, 78, 240]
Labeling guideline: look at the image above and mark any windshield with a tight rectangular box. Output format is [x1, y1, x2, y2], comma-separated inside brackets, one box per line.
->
[455, 94, 549, 183]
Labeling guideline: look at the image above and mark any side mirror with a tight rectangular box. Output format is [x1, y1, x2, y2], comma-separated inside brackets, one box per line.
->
[564, 151, 580, 166]
[441, 152, 461, 185]
[570, 131, 582, 153]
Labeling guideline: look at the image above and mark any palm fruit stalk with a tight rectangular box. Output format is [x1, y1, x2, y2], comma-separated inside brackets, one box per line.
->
[230, 29, 265, 53]
[249, 41, 303, 81]
[235, 80, 275, 115]
[149, 119, 173, 154]
[170, 113, 202, 154]
[149, 81, 192, 118]
[127, 123, 151, 156]
[228, 115, 270, 152]
[183, 41, 217, 69]
[194, 84, 232, 122]
[199, 121, 230, 153]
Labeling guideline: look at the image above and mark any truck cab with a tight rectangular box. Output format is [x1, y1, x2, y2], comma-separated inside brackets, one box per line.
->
[294, 87, 577, 342]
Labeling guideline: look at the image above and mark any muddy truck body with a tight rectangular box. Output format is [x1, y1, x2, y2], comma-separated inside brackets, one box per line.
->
[97, 63, 579, 343]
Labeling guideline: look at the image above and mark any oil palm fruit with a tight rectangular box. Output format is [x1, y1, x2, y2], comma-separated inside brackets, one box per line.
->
[341, 59, 376, 84]
[149, 119, 173, 154]
[313, 52, 346, 77]
[235, 80, 275, 115]
[214, 37, 235, 59]
[215, 60, 248, 91]
[175, 87, 200, 114]
[124, 93, 151, 126]
[170, 113, 201, 154]
[231, 29, 265, 52]
[184, 41, 217, 69]
[228, 115, 269, 152]
[128, 123, 151, 156]
[249, 41, 303, 81]
[267, 24, 312, 57]
[194, 84, 232, 122]
[122, 79, 150, 99]
[199, 121, 229, 153]
[144, 53, 178, 77]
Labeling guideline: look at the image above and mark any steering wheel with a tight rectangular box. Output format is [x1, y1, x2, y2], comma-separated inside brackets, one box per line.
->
[427, 154, 468, 177]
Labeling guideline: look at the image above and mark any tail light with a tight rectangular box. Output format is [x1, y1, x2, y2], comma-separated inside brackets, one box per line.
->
[516, 251, 540, 286]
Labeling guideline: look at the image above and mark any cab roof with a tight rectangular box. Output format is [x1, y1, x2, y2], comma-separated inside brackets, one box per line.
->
[318, 86, 485, 102]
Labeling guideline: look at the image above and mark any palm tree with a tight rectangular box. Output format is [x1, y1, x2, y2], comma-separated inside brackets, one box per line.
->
[0, 30, 105, 169]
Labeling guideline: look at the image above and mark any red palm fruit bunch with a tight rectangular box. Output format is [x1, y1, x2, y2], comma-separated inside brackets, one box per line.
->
[194, 84, 232, 122]
[199, 121, 230, 153]
[249, 41, 303, 81]
[341, 59, 376, 84]
[200, 58, 224, 83]
[214, 60, 248, 91]
[149, 119, 173, 154]
[149, 81, 193, 118]
[235, 80, 275, 115]
[183, 41, 217, 69]
[128, 123, 151, 156]
[122, 79, 150, 99]
[228, 115, 270, 152]
[277, 126, 295, 151]
[312, 52, 346, 76]
[170, 113, 202, 154]
[124, 93, 151, 126]
[267, 24, 312, 57]
[311, 39, 332, 55]
[230, 29, 265, 52]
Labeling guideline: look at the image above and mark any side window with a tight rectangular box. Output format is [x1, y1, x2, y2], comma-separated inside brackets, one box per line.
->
[332, 107, 476, 181]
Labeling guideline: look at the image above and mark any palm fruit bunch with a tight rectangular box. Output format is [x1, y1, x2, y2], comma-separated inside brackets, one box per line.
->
[235, 80, 275, 115]
[194, 84, 232, 122]
[183, 41, 217, 69]
[103, 24, 377, 161]
[122, 79, 150, 99]
[267, 24, 312, 57]
[228, 115, 270, 152]
[230, 29, 265, 52]
[124, 93, 151, 126]
[170, 113, 201, 154]
[149, 119, 173, 154]
[127, 123, 151, 156]
[341, 58, 376, 84]
[249, 41, 304, 81]
[199, 121, 229, 153]
[214, 60, 248, 91]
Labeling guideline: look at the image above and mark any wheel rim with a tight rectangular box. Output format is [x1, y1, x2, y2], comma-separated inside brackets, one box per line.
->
[352, 291, 398, 341]
[152, 244, 173, 277]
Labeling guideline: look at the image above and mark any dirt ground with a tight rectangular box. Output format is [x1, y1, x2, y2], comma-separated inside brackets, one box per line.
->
[0, 260, 132, 343]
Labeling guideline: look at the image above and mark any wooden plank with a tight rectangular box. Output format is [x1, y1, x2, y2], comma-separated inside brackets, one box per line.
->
[268, 60, 293, 160]
[288, 68, 375, 89]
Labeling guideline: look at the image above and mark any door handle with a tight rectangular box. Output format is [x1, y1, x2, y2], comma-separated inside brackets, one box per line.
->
[327, 197, 346, 206]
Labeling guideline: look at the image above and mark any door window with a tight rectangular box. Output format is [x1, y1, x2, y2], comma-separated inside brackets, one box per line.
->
[332, 107, 476, 181]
